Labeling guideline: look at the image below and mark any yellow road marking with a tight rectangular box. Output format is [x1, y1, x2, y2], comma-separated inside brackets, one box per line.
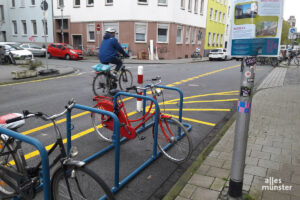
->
[0, 73, 81, 87]
[159, 108, 231, 112]
[164, 98, 238, 104]
[169, 115, 216, 127]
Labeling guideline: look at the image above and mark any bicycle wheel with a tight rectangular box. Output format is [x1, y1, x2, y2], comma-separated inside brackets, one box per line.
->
[93, 72, 110, 96]
[91, 109, 114, 142]
[119, 69, 133, 91]
[153, 117, 192, 163]
[0, 136, 25, 197]
[52, 165, 115, 200]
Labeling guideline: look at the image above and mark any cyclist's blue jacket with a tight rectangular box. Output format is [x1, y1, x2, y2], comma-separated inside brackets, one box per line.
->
[99, 33, 127, 63]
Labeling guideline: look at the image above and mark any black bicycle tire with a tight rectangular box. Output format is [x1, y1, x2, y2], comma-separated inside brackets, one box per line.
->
[91, 111, 114, 142]
[92, 72, 110, 96]
[152, 117, 192, 163]
[118, 69, 133, 91]
[0, 136, 25, 197]
[51, 165, 115, 200]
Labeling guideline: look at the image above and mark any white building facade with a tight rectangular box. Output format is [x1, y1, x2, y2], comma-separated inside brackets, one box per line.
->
[1, 0, 54, 44]
[223, 0, 232, 53]
[53, 0, 208, 59]
[0, 0, 10, 42]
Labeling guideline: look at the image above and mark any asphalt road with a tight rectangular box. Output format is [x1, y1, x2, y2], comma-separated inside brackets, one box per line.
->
[0, 58, 273, 199]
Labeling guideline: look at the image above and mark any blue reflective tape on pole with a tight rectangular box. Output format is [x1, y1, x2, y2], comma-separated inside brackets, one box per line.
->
[0, 127, 51, 200]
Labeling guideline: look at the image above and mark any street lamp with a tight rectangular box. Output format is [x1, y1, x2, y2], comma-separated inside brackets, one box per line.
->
[60, 5, 64, 43]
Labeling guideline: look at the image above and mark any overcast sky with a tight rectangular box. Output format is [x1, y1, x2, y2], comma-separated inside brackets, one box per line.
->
[284, 0, 300, 28]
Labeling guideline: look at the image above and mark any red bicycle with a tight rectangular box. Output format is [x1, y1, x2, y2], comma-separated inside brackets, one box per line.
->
[91, 77, 192, 163]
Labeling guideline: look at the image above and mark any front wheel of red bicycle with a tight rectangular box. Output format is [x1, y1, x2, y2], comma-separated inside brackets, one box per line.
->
[153, 117, 192, 163]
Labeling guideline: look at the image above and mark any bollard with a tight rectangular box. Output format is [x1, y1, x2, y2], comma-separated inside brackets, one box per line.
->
[228, 57, 256, 198]
[137, 65, 143, 112]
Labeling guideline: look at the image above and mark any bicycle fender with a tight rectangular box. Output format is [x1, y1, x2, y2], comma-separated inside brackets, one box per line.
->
[63, 159, 86, 167]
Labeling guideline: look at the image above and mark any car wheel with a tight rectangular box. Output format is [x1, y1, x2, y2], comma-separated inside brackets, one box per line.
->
[224, 56, 227, 61]
[209, 58, 212, 61]
[47, 53, 52, 59]
[65, 54, 71, 60]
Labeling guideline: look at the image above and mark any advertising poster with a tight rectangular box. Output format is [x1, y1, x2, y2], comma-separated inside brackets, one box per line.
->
[231, 0, 284, 57]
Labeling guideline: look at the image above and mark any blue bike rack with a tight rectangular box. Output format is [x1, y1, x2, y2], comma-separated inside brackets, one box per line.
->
[0, 127, 51, 200]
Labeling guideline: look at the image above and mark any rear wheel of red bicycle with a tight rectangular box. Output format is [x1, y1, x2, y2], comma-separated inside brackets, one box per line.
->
[91, 111, 114, 142]
[153, 117, 192, 163]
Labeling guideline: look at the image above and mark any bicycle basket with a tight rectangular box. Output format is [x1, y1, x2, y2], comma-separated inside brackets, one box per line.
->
[92, 64, 111, 72]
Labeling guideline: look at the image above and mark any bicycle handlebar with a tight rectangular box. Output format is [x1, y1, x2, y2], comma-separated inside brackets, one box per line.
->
[126, 76, 162, 92]
[5, 99, 75, 124]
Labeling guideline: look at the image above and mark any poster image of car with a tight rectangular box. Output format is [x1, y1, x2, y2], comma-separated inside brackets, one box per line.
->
[235, 2, 258, 19]
[256, 21, 277, 37]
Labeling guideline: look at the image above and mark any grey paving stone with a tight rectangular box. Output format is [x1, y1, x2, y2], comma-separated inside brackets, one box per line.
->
[267, 169, 291, 183]
[291, 174, 300, 185]
[196, 164, 210, 175]
[222, 160, 231, 170]
[243, 174, 254, 185]
[203, 157, 225, 168]
[206, 167, 230, 179]
[191, 187, 220, 200]
[245, 156, 259, 166]
[245, 165, 267, 177]
[262, 146, 281, 155]
[175, 196, 190, 200]
[218, 152, 232, 161]
[263, 191, 291, 200]
[270, 154, 292, 164]
[250, 150, 271, 160]
[208, 151, 221, 158]
[180, 184, 197, 199]
[258, 159, 280, 170]
[273, 141, 292, 150]
[247, 143, 263, 151]
[188, 174, 214, 189]
[243, 184, 251, 192]
[210, 178, 226, 192]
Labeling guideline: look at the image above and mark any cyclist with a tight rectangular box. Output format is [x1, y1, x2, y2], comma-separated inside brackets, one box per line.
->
[99, 28, 129, 79]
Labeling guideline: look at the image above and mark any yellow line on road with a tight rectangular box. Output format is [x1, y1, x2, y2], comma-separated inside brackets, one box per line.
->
[164, 98, 238, 104]
[160, 108, 231, 112]
[169, 115, 216, 127]
[0, 73, 81, 87]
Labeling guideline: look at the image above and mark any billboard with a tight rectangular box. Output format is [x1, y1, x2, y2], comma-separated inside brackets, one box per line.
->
[231, 0, 284, 57]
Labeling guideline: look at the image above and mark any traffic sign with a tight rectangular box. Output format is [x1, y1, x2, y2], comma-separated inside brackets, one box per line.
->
[290, 28, 296, 34]
[41, 1, 48, 11]
[96, 24, 101, 32]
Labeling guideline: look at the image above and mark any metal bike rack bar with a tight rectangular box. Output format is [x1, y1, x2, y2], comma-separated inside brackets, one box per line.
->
[0, 127, 51, 200]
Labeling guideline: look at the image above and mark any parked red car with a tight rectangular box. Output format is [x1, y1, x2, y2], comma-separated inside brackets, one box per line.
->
[47, 43, 83, 60]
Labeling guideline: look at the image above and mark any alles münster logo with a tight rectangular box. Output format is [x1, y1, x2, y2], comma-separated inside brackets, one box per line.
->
[262, 177, 292, 191]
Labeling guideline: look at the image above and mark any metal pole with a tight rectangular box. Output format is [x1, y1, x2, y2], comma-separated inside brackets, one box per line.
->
[61, 8, 64, 43]
[228, 58, 255, 198]
[43, 10, 48, 70]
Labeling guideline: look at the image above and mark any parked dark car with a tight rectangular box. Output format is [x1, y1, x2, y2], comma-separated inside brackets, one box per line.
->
[47, 43, 83, 60]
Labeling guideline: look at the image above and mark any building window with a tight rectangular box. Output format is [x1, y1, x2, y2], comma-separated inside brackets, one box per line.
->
[181, 0, 185, 9]
[58, 0, 64, 8]
[20, 0, 25, 7]
[216, 34, 219, 46]
[157, 24, 169, 43]
[185, 26, 190, 44]
[220, 34, 223, 46]
[223, 13, 226, 23]
[22, 20, 27, 35]
[224, 0, 226, 5]
[158, 0, 167, 6]
[12, 20, 17, 35]
[138, 0, 148, 5]
[191, 28, 196, 44]
[87, 24, 95, 41]
[176, 25, 183, 44]
[135, 23, 147, 42]
[210, 8, 213, 20]
[219, 12, 222, 22]
[103, 22, 119, 40]
[188, 0, 192, 11]
[74, 0, 80, 7]
[226, 24, 229, 35]
[194, 0, 198, 13]
[31, 0, 35, 6]
[200, 0, 204, 15]
[31, 20, 37, 35]
[208, 32, 211, 46]
[11, 0, 15, 8]
[87, 0, 94, 6]
[197, 30, 202, 44]
[212, 33, 216, 46]
[228, 6, 230, 16]
[105, 0, 113, 5]
[0, 6, 4, 21]
[42, 20, 48, 36]
[215, 10, 218, 21]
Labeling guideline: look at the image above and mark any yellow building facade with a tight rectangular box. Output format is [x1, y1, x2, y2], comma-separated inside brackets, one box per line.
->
[204, 0, 228, 56]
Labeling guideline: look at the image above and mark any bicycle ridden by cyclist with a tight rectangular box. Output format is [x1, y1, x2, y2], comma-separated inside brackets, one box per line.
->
[99, 28, 129, 80]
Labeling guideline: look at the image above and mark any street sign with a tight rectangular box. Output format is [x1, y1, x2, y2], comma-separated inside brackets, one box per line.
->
[290, 28, 296, 34]
[96, 24, 101, 32]
[289, 28, 297, 39]
[41, 1, 48, 11]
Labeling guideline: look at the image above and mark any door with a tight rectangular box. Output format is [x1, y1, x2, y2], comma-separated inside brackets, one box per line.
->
[72, 35, 82, 50]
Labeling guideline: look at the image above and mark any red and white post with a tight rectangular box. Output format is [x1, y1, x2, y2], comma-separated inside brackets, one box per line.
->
[137, 65, 143, 112]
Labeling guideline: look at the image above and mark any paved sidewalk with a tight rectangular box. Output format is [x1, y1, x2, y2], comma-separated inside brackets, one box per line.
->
[164, 66, 300, 200]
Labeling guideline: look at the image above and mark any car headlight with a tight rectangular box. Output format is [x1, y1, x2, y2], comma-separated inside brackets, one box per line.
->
[70, 50, 76, 54]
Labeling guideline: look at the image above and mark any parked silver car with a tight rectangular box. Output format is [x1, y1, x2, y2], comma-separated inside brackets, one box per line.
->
[0, 43, 34, 61]
[19, 43, 46, 57]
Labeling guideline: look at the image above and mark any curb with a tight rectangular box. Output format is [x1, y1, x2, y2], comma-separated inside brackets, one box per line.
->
[0, 68, 77, 86]
[162, 113, 237, 200]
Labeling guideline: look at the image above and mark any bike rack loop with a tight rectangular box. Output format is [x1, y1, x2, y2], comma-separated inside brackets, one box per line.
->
[0, 127, 51, 200]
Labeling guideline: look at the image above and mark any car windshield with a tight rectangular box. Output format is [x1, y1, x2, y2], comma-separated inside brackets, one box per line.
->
[31, 44, 42, 49]
[211, 49, 222, 53]
[6, 44, 24, 51]
[65, 45, 74, 49]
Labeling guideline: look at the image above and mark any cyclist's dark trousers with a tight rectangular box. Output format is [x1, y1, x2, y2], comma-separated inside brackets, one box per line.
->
[110, 57, 123, 72]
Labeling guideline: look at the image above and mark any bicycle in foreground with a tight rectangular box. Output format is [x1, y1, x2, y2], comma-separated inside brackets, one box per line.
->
[0, 100, 115, 200]
[92, 58, 133, 96]
[91, 76, 192, 163]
